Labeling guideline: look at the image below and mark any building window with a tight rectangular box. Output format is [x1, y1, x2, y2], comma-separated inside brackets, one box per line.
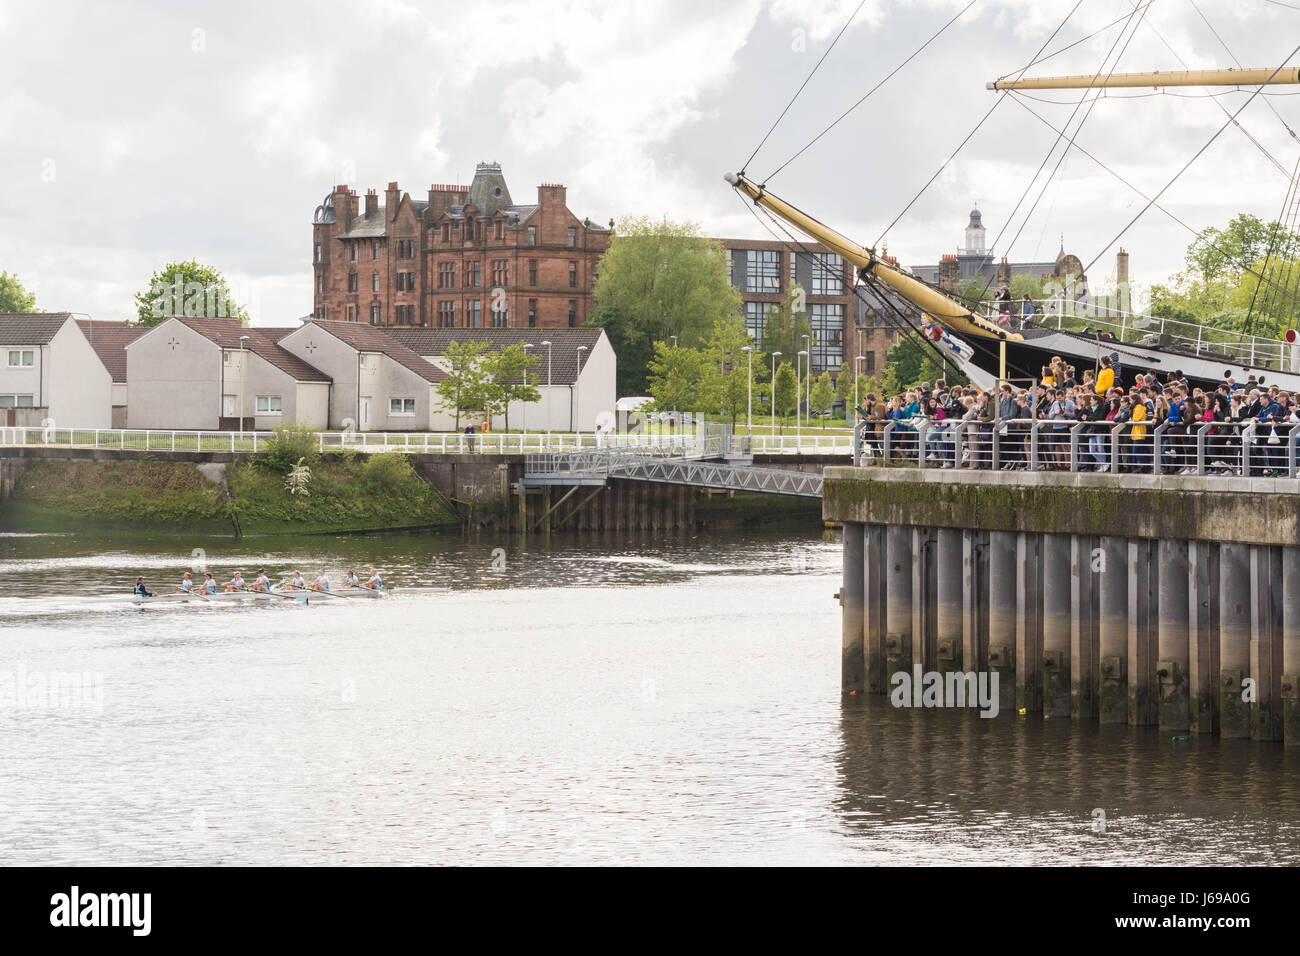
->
[347, 272, 357, 293]
[397, 239, 415, 258]
[438, 301, 455, 327]
[394, 304, 414, 324]
[527, 299, 537, 328]
[527, 226, 536, 246]
[469, 262, 481, 287]
[567, 227, 576, 248]
[438, 262, 455, 288]
[0, 394, 35, 408]
[395, 272, 415, 291]
[468, 300, 481, 328]
[495, 221, 503, 241]
[808, 303, 844, 371]
[810, 253, 844, 295]
[745, 249, 780, 293]
[528, 260, 537, 286]
[347, 305, 355, 322]
[255, 395, 283, 414]
[317, 306, 326, 320]
[866, 352, 876, 374]
[491, 260, 508, 287]
[314, 243, 322, 263]
[789, 250, 796, 284]
[370, 305, 380, 324]
[743, 302, 767, 340]
[568, 262, 577, 288]
[349, 243, 358, 262]
[567, 300, 577, 328]
[389, 397, 416, 416]
[372, 273, 380, 293]
[491, 305, 508, 328]
[317, 273, 324, 294]
[442, 223, 450, 242]
[373, 241, 381, 260]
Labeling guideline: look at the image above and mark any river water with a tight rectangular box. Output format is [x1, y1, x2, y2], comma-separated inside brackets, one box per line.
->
[0, 528, 1296, 866]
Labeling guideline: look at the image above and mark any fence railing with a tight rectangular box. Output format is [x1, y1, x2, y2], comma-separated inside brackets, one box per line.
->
[0, 426, 855, 457]
[854, 417, 1299, 478]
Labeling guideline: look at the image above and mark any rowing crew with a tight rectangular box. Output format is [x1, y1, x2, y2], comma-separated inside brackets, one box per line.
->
[134, 567, 384, 596]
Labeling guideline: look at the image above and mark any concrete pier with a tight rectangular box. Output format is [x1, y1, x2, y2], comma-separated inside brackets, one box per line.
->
[827, 467, 1300, 744]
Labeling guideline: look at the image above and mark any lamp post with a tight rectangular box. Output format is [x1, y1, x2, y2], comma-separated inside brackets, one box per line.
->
[239, 334, 250, 434]
[521, 342, 534, 441]
[741, 345, 753, 436]
[541, 340, 552, 437]
[798, 349, 808, 448]
[801, 333, 811, 429]
[574, 345, 588, 439]
[770, 351, 781, 437]
[854, 354, 865, 425]
[670, 335, 678, 348]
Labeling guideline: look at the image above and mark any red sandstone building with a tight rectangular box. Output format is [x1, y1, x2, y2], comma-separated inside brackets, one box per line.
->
[312, 162, 611, 330]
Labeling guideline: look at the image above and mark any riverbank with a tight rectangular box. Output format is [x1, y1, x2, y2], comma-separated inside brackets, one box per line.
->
[0, 456, 460, 535]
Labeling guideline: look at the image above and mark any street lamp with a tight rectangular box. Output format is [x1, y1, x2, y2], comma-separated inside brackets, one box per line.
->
[770, 351, 781, 437]
[574, 345, 588, 438]
[798, 349, 809, 447]
[521, 342, 534, 440]
[741, 345, 753, 436]
[854, 354, 866, 425]
[239, 334, 250, 434]
[670, 335, 678, 348]
[541, 340, 552, 436]
[801, 333, 811, 429]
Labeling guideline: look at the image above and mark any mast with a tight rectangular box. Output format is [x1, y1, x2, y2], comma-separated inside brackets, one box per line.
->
[724, 172, 1020, 342]
[989, 67, 1300, 91]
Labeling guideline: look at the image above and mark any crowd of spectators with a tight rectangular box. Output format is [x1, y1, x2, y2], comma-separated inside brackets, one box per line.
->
[855, 353, 1299, 476]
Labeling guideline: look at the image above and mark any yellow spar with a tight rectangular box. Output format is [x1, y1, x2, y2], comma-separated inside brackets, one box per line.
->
[989, 67, 1300, 91]
[723, 172, 1021, 342]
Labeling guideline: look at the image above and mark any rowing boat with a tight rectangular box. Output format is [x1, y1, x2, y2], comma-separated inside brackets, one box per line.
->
[129, 586, 447, 606]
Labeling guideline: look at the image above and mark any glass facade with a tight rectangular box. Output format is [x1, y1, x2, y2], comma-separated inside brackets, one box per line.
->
[745, 249, 780, 293]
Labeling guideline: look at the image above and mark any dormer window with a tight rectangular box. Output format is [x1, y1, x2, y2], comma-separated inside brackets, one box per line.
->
[495, 220, 503, 241]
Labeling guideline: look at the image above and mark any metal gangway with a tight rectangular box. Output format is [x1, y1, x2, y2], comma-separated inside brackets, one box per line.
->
[522, 423, 822, 498]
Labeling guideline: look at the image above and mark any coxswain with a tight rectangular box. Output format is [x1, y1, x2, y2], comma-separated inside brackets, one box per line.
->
[133, 576, 154, 598]
[364, 568, 383, 590]
[224, 570, 246, 592]
[311, 569, 330, 592]
[251, 568, 271, 592]
[286, 570, 307, 590]
[342, 570, 360, 589]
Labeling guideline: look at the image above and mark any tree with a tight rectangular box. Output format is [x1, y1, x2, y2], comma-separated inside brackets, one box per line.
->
[834, 360, 853, 421]
[588, 304, 653, 397]
[483, 342, 541, 432]
[883, 332, 968, 390]
[810, 372, 835, 427]
[701, 314, 757, 428]
[434, 340, 492, 430]
[758, 284, 814, 361]
[646, 342, 707, 417]
[134, 259, 250, 326]
[591, 217, 742, 394]
[772, 361, 797, 433]
[0, 272, 38, 313]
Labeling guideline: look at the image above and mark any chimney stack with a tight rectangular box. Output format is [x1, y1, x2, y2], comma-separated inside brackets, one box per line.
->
[385, 181, 401, 223]
[365, 189, 377, 217]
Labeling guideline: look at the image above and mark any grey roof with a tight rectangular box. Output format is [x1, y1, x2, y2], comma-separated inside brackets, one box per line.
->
[465, 162, 512, 217]
[0, 312, 71, 345]
[341, 208, 388, 239]
[165, 317, 331, 383]
[385, 328, 604, 385]
[75, 320, 148, 382]
[300, 320, 446, 383]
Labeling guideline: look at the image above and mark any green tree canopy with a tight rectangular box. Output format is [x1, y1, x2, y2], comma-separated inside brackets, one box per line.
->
[134, 259, 250, 326]
[434, 340, 492, 430]
[483, 342, 541, 432]
[700, 314, 758, 427]
[0, 272, 39, 313]
[810, 372, 835, 426]
[772, 361, 797, 432]
[591, 217, 742, 394]
[646, 342, 707, 415]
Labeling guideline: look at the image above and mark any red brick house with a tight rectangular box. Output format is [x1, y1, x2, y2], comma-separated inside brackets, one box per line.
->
[311, 162, 611, 331]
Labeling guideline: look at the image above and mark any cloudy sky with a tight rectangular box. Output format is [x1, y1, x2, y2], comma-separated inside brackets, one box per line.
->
[2, 0, 1298, 324]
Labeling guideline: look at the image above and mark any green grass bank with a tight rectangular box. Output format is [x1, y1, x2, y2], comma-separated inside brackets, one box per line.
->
[1, 455, 459, 536]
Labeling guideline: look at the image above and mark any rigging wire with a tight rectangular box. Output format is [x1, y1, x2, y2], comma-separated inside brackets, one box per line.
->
[874, 0, 1090, 248]
[1189, 0, 1297, 140]
[763, 0, 981, 182]
[993, 0, 1157, 82]
[1082, 48, 1300, 277]
[740, 0, 870, 175]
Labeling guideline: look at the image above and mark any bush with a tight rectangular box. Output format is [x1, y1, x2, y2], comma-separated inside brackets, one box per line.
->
[363, 452, 416, 489]
[260, 421, 320, 475]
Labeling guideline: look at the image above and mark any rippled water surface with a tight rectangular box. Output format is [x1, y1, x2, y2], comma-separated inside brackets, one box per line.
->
[0, 529, 1296, 865]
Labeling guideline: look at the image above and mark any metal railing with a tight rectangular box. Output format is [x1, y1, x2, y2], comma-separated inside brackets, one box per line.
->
[978, 297, 1300, 372]
[854, 417, 1300, 478]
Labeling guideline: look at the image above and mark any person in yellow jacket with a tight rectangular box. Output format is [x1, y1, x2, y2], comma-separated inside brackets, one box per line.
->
[1130, 388, 1151, 470]
[1095, 355, 1114, 396]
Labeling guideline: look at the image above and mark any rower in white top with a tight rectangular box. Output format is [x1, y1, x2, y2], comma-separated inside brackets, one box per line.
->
[364, 569, 383, 591]
[310, 569, 330, 592]
[251, 568, 272, 592]
[177, 572, 194, 594]
[342, 570, 360, 589]
[201, 573, 219, 594]
[286, 571, 307, 591]
[224, 570, 246, 593]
